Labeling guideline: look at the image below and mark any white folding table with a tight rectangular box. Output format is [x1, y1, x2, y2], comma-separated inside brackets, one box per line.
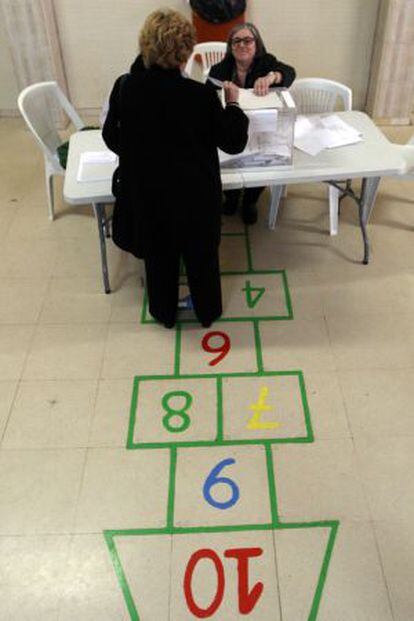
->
[63, 113, 405, 292]
[239, 111, 405, 263]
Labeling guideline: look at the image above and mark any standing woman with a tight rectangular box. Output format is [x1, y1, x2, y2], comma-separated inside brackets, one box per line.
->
[209, 23, 296, 224]
[103, 10, 248, 328]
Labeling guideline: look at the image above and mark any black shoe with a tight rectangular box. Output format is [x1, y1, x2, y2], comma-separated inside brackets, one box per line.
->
[241, 203, 258, 225]
[201, 321, 212, 328]
[163, 320, 175, 329]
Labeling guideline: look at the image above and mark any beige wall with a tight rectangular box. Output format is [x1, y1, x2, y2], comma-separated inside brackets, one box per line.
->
[0, 0, 380, 113]
[0, 15, 19, 114]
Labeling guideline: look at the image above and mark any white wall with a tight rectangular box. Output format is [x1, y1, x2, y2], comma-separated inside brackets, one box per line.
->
[0, 0, 380, 113]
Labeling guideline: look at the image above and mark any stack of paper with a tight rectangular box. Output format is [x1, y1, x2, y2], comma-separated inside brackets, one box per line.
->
[294, 114, 363, 156]
[76, 150, 117, 182]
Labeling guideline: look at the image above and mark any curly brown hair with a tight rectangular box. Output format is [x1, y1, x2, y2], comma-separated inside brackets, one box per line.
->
[139, 9, 196, 69]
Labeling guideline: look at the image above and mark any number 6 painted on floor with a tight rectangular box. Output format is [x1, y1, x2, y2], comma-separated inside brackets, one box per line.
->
[203, 458, 240, 510]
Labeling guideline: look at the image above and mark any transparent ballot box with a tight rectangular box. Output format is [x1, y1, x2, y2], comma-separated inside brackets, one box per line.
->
[219, 88, 296, 170]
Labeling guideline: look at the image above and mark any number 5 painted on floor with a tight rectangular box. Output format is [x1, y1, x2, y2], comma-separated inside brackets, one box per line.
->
[246, 386, 280, 430]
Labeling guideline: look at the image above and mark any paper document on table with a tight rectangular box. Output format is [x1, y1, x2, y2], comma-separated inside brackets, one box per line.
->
[76, 150, 118, 182]
[294, 114, 363, 156]
[220, 88, 284, 110]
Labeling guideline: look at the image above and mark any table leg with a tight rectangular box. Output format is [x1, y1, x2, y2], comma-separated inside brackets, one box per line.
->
[268, 185, 284, 230]
[93, 202, 111, 294]
[359, 176, 381, 265]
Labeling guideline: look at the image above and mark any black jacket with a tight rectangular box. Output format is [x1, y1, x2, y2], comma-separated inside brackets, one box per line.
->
[209, 53, 296, 88]
[103, 56, 249, 258]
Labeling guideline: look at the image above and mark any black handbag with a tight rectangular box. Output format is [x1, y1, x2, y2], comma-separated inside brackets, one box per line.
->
[190, 0, 246, 24]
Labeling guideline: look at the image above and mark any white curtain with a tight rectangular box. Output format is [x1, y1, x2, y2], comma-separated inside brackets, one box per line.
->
[0, 0, 66, 90]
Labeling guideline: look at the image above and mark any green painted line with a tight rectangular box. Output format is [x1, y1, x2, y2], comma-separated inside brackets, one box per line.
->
[173, 324, 181, 377]
[172, 522, 274, 534]
[126, 377, 139, 449]
[140, 288, 148, 325]
[308, 520, 339, 621]
[128, 370, 313, 449]
[141, 269, 293, 324]
[216, 376, 224, 442]
[104, 531, 141, 621]
[299, 371, 314, 444]
[244, 224, 254, 271]
[166, 447, 177, 530]
[105, 519, 339, 619]
[128, 436, 313, 450]
[254, 320, 264, 373]
[282, 270, 294, 320]
[265, 443, 279, 525]
[132, 370, 304, 381]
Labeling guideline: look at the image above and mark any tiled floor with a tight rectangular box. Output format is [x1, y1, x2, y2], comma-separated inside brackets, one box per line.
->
[0, 117, 413, 620]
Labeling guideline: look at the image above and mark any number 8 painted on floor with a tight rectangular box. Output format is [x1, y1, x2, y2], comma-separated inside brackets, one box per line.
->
[203, 458, 240, 510]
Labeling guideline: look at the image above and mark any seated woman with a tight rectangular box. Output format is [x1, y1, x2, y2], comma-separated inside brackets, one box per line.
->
[103, 9, 248, 329]
[209, 22, 296, 224]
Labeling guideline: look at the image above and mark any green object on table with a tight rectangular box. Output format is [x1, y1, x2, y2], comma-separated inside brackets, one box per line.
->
[56, 126, 99, 169]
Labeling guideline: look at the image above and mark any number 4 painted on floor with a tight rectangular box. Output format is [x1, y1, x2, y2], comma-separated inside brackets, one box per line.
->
[242, 280, 265, 309]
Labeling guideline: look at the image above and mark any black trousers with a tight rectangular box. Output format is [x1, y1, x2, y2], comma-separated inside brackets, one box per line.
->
[224, 186, 265, 207]
[144, 244, 222, 327]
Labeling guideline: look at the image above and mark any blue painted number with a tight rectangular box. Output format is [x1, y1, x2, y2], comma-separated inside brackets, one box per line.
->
[203, 458, 240, 510]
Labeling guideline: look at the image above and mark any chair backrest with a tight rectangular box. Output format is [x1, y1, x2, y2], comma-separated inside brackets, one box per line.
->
[185, 42, 227, 80]
[17, 81, 84, 165]
[290, 78, 352, 114]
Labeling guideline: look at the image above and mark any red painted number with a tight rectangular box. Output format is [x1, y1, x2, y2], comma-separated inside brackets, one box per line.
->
[201, 331, 231, 366]
[183, 547, 264, 617]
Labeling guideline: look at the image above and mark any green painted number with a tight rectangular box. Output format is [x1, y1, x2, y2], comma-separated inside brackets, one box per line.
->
[161, 390, 192, 433]
[242, 280, 266, 309]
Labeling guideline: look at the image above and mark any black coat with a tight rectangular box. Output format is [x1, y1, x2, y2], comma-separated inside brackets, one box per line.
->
[102, 57, 249, 259]
[209, 52, 296, 88]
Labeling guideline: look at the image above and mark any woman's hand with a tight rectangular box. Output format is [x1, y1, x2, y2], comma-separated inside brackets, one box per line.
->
[223, 81, 239, 104]
[253, 75, 274, 96]
[253, 71, 282, 96]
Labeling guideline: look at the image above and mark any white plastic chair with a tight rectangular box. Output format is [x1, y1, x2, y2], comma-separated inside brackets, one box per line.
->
[278, 78, 353, 235]
[290, 78, 352, 115]
[17, 81, 85, 220]
[185, 42, 227, 82]
[391, 138, 414, 179]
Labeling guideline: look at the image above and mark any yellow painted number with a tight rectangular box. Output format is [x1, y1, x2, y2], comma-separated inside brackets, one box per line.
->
[246, 386, 280, 430]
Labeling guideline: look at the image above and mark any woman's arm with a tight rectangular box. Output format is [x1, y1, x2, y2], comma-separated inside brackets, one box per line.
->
[102, 75, 125, 155]
[209, 87, 249, 154]
[264, 54, 296, 88]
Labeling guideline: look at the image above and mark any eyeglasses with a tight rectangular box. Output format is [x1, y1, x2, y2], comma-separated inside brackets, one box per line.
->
[231, 36, 255, 47]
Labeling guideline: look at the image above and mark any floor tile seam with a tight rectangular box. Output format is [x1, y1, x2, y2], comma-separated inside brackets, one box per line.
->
[13, 322, 37, 385]
[0, 379, 21, 447]
[370, 521, 397, 621]
[77, 377, 101, 449]
[97, 321, 115, 382]
[270, 516, 284, 620]
[335, 369, 356, 440]
[70, 447, 93, 535]
[33, 273, 55, 325]
[348, 436, 384, 526]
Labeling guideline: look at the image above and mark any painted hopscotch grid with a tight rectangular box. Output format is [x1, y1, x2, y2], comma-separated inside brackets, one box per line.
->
[104, 441, 339, 621]
[127, 371, 313, 450]
[140, 269, 293, 325]
[104, 220, 340, 620]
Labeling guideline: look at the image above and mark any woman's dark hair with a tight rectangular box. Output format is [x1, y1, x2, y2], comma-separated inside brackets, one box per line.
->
[225, 22, 267, 58]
